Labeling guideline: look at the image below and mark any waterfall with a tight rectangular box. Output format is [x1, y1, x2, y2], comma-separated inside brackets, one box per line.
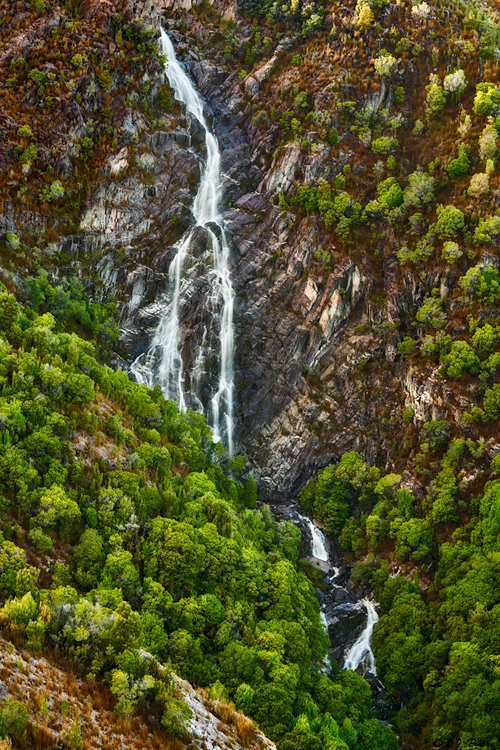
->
[295, 511, 378, 676]
[298, 514, 329, 562]
[130, 28, 235, 456]
[343, 598, 379, 676]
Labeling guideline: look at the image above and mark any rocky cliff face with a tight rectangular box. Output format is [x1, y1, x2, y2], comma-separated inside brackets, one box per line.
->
[76, 10, 466, 498]
[0, 0, 479, 499]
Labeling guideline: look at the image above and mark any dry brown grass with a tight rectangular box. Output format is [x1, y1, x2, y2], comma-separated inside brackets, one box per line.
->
[0, 636, 185, 750]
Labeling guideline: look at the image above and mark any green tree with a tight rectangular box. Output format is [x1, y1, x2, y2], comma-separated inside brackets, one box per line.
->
[34, 485, 81, 537]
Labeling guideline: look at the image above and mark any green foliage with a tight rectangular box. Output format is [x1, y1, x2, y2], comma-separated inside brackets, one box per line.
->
[420, 420, 450, 450]
[395, 518, 434, 561]
[434, 205, 465, 239]
[0, 700, 28, 735]
[158, 84, 172, 110]
[33, 484, 81, 536]
[394, 86, 405, 104]
[447, 145, 471, 179]
[5, 234, 20, 252]
[483, 384, 500, 420]
[39, 180, 64, 202]
[19, 145, 38, 164]
[0, 541, 26, 595]
[416, 297, 447, 329]
[460, 265, 500, 303]
[473, 82, 500, 116]
[377, 178, 403, 208]
[473, 215, 500, 245]
[403, 170, 435, 207]
[0, 284, 396, 746]
[402, 406, 414, 424]
[442, 240, 463, 264]
[426, 81, 446, 115]
[301, 453, 380, 539]
[441, 341, 480, 378]
[17, 125, 34, 138]
[398, 337, 417, 356]
[371, 137, 394, 155]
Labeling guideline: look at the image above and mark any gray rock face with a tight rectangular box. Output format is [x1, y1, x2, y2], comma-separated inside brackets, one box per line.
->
[17, 15, 474, 499]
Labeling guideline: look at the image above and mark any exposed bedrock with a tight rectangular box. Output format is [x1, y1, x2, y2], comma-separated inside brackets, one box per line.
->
[17, 8, 474, 498]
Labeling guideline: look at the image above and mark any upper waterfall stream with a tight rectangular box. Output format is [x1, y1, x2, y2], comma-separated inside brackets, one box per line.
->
[130, 28, 235, 455]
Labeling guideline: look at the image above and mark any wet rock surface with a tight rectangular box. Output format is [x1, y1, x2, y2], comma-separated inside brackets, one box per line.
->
[5, 8, 473, 499]
[271, 501, 390, 720]
[271, 502, 368, 666]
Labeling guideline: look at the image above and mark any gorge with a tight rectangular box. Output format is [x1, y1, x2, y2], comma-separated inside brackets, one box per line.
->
[2, 0, 500, 748]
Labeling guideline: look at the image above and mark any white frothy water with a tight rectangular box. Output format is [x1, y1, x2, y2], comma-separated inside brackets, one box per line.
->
[130, 29, 234, 455]
[343, 598, 379, 675]
[298, 514, 329, 562]
[295, 512, 378, 676]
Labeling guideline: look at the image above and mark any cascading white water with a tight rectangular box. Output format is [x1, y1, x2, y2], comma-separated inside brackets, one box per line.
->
[130, 28, 234, 455]
[298, 514, 329, 562]
[311, 523, 329, 562]
[295, 511, 378, 676]
[343, 598, 379, 675]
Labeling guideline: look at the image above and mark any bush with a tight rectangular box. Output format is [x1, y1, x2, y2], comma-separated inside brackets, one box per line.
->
[473, 216, 500, 245]
[70, 54, 87, 70]
[377, 177, 403, 208]
[426, 81, 446, 115]
[404, 170, 435, 207]
[483, 384, 500, 419]
[447, 145, 471, 179]
[157, 84, 172, 110]
[328, 127, 339, 145]
[460, 265, 500, 303]
[416, 297, 447, 329]
[394, 86, 405, 104]
[1, 701, 28, 736]
[19, 146, 38, 165]
[479, 124, 498, 161]
[434, 205, 465, 239]
[443, 70, 467, 95]
[403, 407, 415, 424]
[413, 119, 425, 136]
[473, 82, 500, 116]
[491, 454, 500, 471]
[398, 337, 417, 356]
[5, 234, 20, 251]
[395, 518, 434, 561]
[17, 125, 34, 138]
[442, 241, 463, 264]
[372, 137, 395, 155]
[40, 180, 64, 202]
[468, 173, 489, 198]
[420, 420, 450, 450]
[441, 341, 480, 378]
[374, 53, 397, 78]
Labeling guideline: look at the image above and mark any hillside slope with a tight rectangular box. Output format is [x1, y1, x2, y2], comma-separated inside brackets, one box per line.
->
[2, 0, 500, 748]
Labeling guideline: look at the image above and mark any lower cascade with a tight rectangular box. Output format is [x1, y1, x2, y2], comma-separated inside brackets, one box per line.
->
[343, 599, 379, 675]
[130, 29, 235, 455]
[294, 512, 379, 677]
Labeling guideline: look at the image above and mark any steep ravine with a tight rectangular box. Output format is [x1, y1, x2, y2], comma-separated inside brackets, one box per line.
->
[271, 502, 391, 721]
[2, 0, 471, 498]
[77, 7, 466, 498]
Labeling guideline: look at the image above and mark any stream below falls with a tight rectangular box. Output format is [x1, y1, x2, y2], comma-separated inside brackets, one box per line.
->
[270, 501, 391, 719]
